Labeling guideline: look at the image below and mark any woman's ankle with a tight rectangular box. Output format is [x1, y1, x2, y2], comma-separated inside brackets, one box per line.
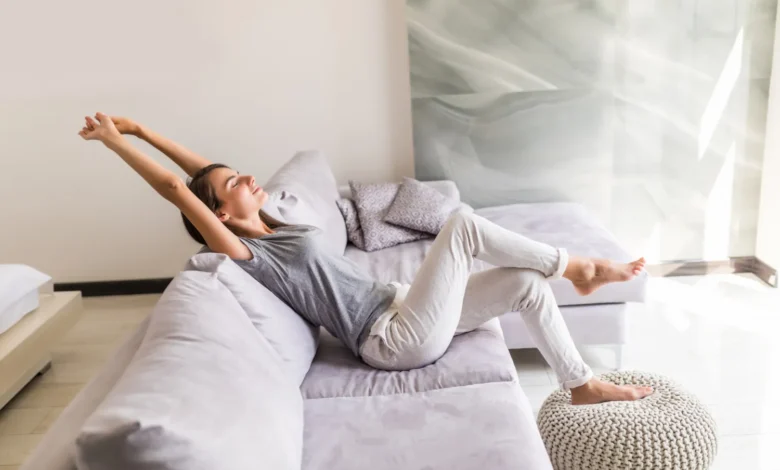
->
[563, 256, 595, 282]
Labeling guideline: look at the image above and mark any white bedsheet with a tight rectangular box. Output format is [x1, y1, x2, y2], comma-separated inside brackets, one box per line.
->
[0, 289, 39, 335]
[0, 265, 51, 335]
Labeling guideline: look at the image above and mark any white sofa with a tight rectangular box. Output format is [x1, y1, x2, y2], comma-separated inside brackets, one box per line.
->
[20, 151, 645, 469]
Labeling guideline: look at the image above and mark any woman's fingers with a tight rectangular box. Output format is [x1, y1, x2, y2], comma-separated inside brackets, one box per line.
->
[85, 116, 97, 130]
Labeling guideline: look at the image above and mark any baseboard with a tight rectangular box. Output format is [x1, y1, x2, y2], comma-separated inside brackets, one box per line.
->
[646, 256, 777, 287]
[53, 278, 173, 297]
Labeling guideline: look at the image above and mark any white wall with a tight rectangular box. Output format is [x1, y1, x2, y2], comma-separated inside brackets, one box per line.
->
[0, 1, 414, 282]
[757, 5, 780, 271]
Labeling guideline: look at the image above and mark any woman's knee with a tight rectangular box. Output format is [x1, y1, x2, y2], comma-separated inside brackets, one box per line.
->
[442, 207, 474, 233]
[509, 269, 551, 308]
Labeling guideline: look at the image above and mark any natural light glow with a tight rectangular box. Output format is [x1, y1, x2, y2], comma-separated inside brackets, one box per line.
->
[644, 223, 662, 264]
[698, 28, 744, 160]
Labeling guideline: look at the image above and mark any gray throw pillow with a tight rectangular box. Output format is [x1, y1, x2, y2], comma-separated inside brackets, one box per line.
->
[336, 198, 365, 250]
[349, 181, 430, 252]
[384, 177, 461, 234]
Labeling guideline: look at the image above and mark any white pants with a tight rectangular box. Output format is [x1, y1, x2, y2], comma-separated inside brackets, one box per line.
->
[359, 210, 593, 390]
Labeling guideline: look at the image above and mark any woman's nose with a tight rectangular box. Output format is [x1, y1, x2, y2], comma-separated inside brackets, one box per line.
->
[248, 176, 256, 187]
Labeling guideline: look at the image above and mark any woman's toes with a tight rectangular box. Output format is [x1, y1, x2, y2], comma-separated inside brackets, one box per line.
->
[630, 386, 654, 399]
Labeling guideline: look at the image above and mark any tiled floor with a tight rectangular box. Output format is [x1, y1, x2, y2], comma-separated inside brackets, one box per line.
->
[1, 274, 778, 468]
[514, 273, 780, 470]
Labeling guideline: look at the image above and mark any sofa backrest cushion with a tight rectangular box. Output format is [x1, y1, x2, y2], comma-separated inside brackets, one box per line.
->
[75, 271, 303, 470]
[263, 150, 346, 254]
[185, 253, 319, 385]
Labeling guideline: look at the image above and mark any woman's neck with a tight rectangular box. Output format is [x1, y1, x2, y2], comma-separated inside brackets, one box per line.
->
[233, 213, 275, 238]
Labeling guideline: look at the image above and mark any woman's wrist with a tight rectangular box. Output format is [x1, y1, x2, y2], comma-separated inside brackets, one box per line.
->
[131, 123, 147, 139]
[103, 134, 127, 150]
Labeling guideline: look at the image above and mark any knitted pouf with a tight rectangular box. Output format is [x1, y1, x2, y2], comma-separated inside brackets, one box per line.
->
[537, 371, 718, 470]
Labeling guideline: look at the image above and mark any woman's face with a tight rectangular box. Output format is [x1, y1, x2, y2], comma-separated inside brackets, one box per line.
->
[207, 167, 268, 222]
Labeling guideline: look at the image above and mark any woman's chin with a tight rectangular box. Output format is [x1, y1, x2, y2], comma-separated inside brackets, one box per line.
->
[257, 192, 269, 208]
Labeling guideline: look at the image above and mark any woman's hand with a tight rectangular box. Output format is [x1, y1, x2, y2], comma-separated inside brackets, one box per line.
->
[111, 116, 141, 136]
[78, 113, 123, 145]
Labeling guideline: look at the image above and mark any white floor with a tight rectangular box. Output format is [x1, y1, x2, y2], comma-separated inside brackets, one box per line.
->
[512, 273, 780, 470]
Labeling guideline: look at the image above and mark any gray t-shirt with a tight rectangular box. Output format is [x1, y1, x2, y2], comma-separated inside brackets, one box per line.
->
[231, 225, 396, 356]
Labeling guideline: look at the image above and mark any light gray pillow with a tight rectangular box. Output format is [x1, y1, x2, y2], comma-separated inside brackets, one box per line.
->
[349, 181, 430, 252]
[75, 271, 303, 470]
[384, 177, 461, 235]
[336, 198, 365, 250]
[185, 253, 319, 385]
[264, 150, 347, 254]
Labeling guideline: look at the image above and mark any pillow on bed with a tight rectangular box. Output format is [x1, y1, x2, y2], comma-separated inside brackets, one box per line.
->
[336, 198, 365, 249]
[349, 181, 430, 252]
[76, 271, 303, 470]
[0, 265, 51, 334]
[384, 177, 462, 235]
[185, 253, 319, 386]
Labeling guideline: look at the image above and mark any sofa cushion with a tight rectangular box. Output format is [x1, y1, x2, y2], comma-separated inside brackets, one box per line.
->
[264, 150, 347, 254]
[349, 181, 430, 252]
[185, 253, 319, 386]
[75, 271, 303, 470]
[300, 318, 515, 399]
[474, 203, 648, 306]
[384, 177, 461, 234]
[501, 303, 629, 350]
[345, 202, 647, 306]
[302, 381, 552, 470]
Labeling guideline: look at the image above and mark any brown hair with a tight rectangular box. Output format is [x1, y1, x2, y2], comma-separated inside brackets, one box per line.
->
[181, 163, 285, 245]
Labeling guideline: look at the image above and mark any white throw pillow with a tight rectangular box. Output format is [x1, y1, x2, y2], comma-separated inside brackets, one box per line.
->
[185, 253, 319, 386]
[0, 265, 51, 334]
[75, 271, 303, 470]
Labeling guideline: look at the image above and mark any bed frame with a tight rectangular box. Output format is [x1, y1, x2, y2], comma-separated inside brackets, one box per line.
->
[0, 292, 82, 409]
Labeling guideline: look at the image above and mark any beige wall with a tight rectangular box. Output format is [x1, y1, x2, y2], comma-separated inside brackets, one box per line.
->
[0, 1, 414, 282]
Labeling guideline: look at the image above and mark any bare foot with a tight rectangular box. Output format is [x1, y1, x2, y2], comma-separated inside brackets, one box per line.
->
[565, 257, 645, 296]
[570, 379, 654, 405]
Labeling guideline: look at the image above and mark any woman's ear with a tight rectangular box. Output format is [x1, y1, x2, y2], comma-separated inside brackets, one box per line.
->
[216, 211, 229, 223]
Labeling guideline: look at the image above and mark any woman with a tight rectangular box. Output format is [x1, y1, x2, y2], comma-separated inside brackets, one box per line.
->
[79, 113, 652, 405]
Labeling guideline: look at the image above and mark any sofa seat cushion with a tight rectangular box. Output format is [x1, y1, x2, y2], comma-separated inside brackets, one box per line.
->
[302, 381, 552, 470]
[300, 318, 515, 399]
[345, 202, 647, 307]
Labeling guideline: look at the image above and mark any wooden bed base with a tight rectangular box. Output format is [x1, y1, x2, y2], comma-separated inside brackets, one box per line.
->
[0, 292, 83, 409]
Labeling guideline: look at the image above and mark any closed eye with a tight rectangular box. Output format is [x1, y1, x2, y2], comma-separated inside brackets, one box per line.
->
[225, 172, 240, 189]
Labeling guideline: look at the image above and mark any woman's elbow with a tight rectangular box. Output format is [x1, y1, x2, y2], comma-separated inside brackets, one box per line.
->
[157, 177, 185, 200]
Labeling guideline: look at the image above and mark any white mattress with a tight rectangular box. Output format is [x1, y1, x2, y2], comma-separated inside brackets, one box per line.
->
[0, 289, 39, 335]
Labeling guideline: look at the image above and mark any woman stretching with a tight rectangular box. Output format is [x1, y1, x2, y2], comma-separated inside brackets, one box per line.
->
[79, 113, 652, 405]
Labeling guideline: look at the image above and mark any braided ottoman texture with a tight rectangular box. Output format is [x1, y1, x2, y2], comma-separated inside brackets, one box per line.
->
[537, 371, 718, 470]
